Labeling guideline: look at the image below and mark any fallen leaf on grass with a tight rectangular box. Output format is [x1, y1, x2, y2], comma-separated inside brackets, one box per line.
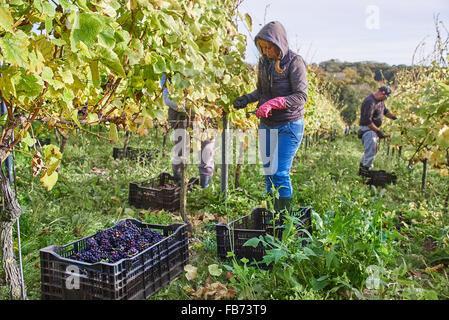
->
[424, 264, 445, 274]
[190, 213, 220, 227]
[189, 239, 203, 250]
[226, 271, 235, 280]
[124, 208, 134, 216]
[362, 289, 378, 295]
[409, 270, 422, 279]
[91, 167, 106, 175]
[185, 276, 235, 300]
[110, 196, 121, 204]
[208, 264, 222, 277]
[184, 264, 198, 281]
[170, 213, 183, 221]
[218, 216, 227, 224]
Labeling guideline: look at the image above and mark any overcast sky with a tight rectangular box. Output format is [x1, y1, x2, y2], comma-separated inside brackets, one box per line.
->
[237, 0, 449, 66]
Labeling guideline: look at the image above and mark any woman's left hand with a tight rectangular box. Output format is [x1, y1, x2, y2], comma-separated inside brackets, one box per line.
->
[256, 97, 286, 118]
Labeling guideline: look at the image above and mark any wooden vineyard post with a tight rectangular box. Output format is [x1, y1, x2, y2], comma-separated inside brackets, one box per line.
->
[235, 133, 244, 189]
[421, 158, 428, 192]
[123, 130, 130, 156]
[162, 125, 168, 157]
[179, 121, 193, 234]
[221, 112, 229, 199]
[445, 183, 449, 215]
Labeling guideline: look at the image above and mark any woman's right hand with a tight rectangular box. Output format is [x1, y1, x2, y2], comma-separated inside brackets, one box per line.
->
[233, 96, 248, 110]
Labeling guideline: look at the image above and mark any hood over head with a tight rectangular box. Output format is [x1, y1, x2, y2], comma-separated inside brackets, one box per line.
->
[255, 21, 289, 59]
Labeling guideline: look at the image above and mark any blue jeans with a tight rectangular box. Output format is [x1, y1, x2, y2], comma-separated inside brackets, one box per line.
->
[258, 119, 304, 198]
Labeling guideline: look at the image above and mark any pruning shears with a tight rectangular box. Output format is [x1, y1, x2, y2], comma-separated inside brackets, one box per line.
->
[245, 110, 272, 118]
[246, 110, 257, 119]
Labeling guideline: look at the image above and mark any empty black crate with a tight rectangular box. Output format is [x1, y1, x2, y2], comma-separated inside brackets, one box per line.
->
[129, 172, 199, 211]
[216, 207, 312, 268]
[40, 219, 188, 300]
[113, 147, 155, 162]
[366, 170, 397, 187]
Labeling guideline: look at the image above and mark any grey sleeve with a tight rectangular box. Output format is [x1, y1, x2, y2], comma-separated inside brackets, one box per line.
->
[285, 56, 308, 110]
[162, 87, 186, 113]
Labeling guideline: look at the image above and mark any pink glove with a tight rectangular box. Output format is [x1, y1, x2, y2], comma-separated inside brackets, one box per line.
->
[256, 97, 286, 118]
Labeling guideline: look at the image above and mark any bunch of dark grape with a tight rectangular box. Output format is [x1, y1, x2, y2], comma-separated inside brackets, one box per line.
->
[69, 220, 164, 263]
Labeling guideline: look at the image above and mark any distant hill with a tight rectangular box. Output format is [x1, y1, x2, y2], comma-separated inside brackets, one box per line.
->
[314, 59, 412, 83]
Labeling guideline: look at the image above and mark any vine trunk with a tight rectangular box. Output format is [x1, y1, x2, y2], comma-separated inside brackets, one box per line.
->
[0, 167, 24, 299]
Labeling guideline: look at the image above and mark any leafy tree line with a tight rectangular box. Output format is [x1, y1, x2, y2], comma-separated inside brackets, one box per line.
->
[318, 59, 411, 82]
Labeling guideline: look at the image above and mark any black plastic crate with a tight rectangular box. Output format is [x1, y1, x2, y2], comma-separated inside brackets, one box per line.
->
[366, 170, 397, 187]
[40, 219, 188, 300]
[216, 207, 312, 269]
[129, 172, 199, 211]
[113, 147, 156, 163]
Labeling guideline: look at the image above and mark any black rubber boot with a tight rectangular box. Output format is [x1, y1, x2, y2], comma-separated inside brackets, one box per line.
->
[358, 164, 371, 177]
[274, 197, 292, 214]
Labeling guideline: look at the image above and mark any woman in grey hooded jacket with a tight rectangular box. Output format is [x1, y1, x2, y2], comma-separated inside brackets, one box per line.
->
[234, 21, 308, 213]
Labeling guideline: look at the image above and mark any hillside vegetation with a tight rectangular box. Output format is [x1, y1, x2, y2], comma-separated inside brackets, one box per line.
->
[310, 60, 412, 126]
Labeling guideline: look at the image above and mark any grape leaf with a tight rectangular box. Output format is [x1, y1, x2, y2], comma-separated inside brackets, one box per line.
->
[97, 45, 125, 78]
[0, 5, 14, 33]
[0, 31, 29, 68]
[71, 12, 105, 51]
[109, 123, 119, 143]
[40, 171, 58, 191]
[208, 264, 222, 277]
[184, 264, 198, 281]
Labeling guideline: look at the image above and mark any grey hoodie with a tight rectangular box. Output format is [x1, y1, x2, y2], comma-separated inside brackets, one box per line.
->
[245, 21, 308, 126]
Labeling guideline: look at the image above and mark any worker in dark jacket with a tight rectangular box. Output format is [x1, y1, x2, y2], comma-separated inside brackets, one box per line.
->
[233, 21, 308, 214]
[358, 86, 398, 176]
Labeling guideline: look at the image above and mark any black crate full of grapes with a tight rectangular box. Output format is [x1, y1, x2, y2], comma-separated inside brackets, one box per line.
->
[40, 219, 188, 300]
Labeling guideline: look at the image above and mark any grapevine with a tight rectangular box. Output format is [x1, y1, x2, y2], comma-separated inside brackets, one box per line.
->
[389, 65, 449, 174]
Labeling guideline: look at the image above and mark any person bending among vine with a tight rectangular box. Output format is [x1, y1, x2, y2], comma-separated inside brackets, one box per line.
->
[160, 74, 215, 189]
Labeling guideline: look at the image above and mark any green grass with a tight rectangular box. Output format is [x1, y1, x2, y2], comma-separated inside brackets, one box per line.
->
[1, 128, 448, 300]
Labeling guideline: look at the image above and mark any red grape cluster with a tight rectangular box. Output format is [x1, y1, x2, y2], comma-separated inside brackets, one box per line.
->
[69, 220, 164, 263]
